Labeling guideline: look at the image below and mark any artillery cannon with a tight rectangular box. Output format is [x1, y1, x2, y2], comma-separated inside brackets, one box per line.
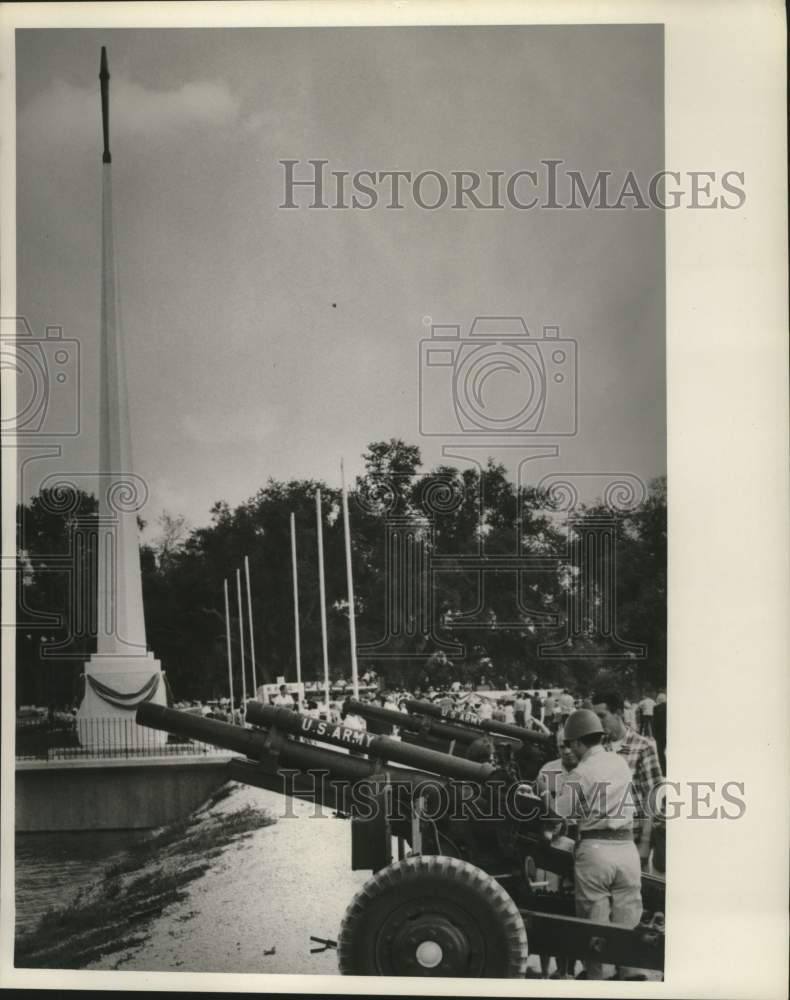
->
[341, 696, 520, 750]
[346, 696, 553, 781]
[137, 701, 665, 979]
[244, 702, 495, 782]
[403, 697, 551, 748]
[341, 696, 547, 777]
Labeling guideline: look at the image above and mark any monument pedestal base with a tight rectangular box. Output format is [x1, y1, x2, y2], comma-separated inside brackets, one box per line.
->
[77, 653, 168, 750]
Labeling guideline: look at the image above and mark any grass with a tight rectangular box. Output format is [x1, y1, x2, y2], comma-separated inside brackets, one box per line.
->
[15, 794, 276, 970]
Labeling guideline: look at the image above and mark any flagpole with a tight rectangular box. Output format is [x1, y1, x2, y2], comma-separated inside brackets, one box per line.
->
[290, 512, 302, 698]
[316, 489, 331, 713]
[243, 555, 258, 698]
[223, 579, 235, 723]
[341, 459, 360, 700]
[236, 568, 248, 719]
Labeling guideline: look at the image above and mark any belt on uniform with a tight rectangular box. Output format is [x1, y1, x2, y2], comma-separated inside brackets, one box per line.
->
[578, 828, 633, 841]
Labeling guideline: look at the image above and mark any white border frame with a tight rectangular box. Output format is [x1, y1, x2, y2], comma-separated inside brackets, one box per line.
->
[1, 3, 787, 997]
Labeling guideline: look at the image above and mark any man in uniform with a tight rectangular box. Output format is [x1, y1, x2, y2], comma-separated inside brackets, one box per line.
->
[546, 709, 643, 980]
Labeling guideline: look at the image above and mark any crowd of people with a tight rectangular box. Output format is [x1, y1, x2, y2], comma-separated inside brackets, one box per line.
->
[252, 682, 667, 767]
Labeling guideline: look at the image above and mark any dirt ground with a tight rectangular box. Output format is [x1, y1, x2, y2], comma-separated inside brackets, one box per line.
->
[89, 782, 369, 975]
[88, 781, 659, 980]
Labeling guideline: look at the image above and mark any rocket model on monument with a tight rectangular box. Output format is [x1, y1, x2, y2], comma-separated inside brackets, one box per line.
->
[77, 47, 168, 745]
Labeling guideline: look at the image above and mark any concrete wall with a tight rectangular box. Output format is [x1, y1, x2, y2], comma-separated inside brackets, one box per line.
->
[16, 756, 233, 832]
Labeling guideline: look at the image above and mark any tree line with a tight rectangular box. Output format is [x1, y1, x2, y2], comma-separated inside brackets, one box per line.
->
[15, 439, 666, 707]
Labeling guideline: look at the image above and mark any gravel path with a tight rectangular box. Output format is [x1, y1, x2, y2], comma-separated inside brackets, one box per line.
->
[91, 783, 369, 975]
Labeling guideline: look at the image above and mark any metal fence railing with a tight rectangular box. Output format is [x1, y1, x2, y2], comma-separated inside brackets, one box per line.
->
[15, 716, 230, 762]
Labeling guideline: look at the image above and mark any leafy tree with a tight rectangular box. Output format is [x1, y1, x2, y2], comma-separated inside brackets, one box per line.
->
[15, 449, 667, 705]
[15, 488, 99, 706]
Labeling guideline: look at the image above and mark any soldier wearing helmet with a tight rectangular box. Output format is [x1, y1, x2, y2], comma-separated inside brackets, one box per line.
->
[544, 709, 643, 980]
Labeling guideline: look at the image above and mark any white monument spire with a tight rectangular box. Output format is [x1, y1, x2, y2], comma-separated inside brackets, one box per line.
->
[97, 47, 146, 654]
[77, 47, 167, 744]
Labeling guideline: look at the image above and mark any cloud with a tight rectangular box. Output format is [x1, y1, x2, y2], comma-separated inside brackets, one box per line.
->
[181, 407, 274, 446]
[117, 78, 240, 133]
[19, 75, 240, 149]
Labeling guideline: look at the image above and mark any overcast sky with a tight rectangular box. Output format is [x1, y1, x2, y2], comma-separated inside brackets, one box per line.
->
[16, 26, 665, 534]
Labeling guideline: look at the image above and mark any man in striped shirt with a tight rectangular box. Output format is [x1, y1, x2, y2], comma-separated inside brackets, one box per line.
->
[591, 691, 663, 870]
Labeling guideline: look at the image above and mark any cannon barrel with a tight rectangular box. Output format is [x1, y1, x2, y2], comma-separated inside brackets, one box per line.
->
[403, 698, 551, 748]
[245, 702, 496, 782]
[343, 698, 520, 748]
[136, 703, 439, 787]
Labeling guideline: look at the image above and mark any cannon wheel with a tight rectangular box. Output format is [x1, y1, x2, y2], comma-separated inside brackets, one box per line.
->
[337, 855, 528, 978]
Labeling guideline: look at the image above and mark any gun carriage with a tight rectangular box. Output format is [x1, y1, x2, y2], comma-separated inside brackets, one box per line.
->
[137, 702, 664, 979]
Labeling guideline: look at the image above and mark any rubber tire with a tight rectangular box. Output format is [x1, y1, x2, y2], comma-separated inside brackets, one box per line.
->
[337, 855, 528, 978]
